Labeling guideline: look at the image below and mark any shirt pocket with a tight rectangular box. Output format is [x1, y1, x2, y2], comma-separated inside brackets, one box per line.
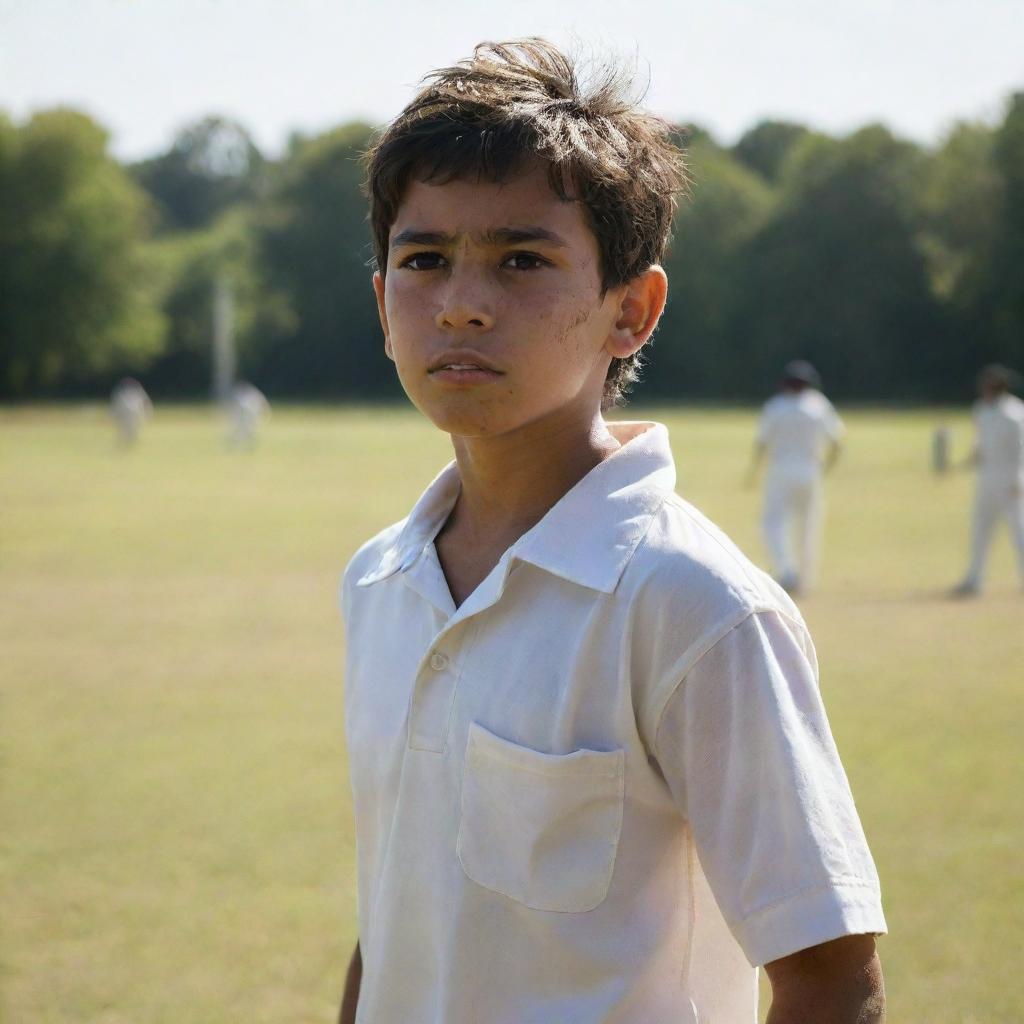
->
[457, 721, 625, 913]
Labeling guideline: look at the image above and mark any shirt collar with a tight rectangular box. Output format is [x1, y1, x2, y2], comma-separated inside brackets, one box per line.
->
[356, 421, 676, 593]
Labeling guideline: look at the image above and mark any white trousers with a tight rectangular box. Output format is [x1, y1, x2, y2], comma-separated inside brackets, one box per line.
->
[228, 410, 260, 447]
[964, 477, 1024, 588]
[112, 410, 142, 446]
[762, 471, 822, 589]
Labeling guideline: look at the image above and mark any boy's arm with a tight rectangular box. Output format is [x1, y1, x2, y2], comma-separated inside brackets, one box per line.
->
[338, 941, 362, 1024]
[764, 934, 885, 1023]
[650, 610, 887, 1003]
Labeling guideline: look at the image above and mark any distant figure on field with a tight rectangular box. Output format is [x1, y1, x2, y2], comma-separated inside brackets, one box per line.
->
[748, 360, 844, 595]
[932, 424, 952, 475]
[951, 364, 1024, 596]
[109, 377, 152, 448]
[226, 381, 270, 449]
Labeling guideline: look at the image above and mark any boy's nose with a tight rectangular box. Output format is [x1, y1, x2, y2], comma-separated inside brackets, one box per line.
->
[435, 274, 495, 332]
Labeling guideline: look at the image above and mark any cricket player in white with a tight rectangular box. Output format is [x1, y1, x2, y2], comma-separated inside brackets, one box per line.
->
[952, 364, 1024, 595]
[226, 381, 270, 449]
[749, 361, 844, 594]
[109, 377, 152, 448]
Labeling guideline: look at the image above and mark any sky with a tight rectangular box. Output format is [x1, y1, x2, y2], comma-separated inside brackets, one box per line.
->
[2, 0, 1022, 162]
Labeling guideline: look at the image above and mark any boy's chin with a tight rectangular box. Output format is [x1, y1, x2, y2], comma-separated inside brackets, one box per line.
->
[414, 400, 524, 441]
[427, 411, 508, 439]
[414, 392, 605, 442]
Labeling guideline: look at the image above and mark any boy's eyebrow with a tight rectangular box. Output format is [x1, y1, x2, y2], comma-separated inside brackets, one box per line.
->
[482, 226, 569, 247]
[391, 229, 451, 248]
[390, 226, 570, 248]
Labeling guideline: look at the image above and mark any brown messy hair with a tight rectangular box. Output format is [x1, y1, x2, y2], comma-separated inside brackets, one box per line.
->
[364, 38, 688, 406]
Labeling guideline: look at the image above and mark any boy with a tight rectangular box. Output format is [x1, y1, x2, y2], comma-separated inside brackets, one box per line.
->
[951, 363, 1024, 595]
[747, 360, 844, 595]
[340, 40, 885, 1023]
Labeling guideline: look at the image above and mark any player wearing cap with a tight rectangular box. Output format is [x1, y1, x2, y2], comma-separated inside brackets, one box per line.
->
[747, 361, 844, 595]
[951, 364, 1024, 596]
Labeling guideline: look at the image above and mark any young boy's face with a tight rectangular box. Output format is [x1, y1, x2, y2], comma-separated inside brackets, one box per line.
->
[373, 163, 634, 440]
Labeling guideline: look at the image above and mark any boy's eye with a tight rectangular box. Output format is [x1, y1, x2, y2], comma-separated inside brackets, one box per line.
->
[502, 252, 549, 271]
[398, 252, 447, 271]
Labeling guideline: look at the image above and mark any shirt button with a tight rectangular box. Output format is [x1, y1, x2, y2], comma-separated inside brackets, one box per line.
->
[429, 651, 449, 671]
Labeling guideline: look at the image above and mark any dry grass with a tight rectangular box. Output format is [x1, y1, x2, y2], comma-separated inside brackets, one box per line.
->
[2, 404, 1021, 1022]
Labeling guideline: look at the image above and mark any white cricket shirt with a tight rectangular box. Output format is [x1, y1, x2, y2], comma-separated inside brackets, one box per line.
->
[757, 389, 844, 481]
[974, 394, 1024, 484]
[341, 421, 885, 1024]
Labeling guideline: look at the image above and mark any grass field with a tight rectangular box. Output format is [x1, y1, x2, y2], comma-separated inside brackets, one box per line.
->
[2, 404, 1022, 1023]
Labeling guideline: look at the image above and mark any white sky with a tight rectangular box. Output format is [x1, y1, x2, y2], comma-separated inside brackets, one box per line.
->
[1, 0, 1021, 161]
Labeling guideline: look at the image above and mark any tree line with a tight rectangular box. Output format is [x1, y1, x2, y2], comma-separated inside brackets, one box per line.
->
[2, 95, 1022, 403]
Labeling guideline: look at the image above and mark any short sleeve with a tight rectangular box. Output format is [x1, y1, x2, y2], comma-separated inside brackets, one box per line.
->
[654, 609, 886, 967]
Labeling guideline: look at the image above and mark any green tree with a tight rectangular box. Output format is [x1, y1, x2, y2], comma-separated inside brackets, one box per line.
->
[732, 125, 945, 399]
[920, 121, 999, 304]
[651, 134, 775, 397]
[141, 209, 292, 396]
[253, 122, 393, 397]
[733, 120, 813, 183]
[132, 116, 265, 233]
[0, 109, 164, 397]
[971, 93, 1024, 374]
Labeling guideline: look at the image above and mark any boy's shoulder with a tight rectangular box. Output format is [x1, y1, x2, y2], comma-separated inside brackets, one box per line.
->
[623, 491, 808, 737]
[624, 488, 803, 642]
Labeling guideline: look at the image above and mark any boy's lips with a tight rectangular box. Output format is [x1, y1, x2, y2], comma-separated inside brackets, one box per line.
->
[427, 350, 504, 378]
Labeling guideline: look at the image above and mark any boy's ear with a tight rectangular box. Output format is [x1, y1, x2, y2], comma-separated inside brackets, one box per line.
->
[372, 271, 394, 361]
[605, 266, 668, 360]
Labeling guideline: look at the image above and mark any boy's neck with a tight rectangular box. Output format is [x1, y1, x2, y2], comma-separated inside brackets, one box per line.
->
[447, 406, 621, 540]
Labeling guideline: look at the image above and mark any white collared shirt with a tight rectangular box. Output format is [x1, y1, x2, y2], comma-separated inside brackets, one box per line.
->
[757, 389, 844, 480]
[341, 421, 885, 1024]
